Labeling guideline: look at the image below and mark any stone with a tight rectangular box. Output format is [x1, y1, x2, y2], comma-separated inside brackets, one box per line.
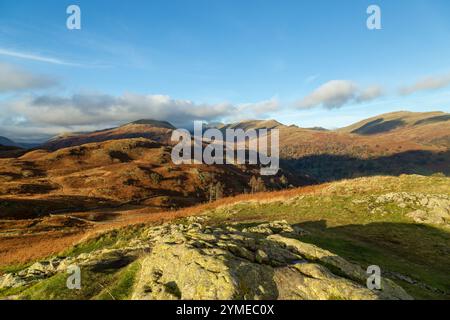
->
[1, 219, 414, 300]
[407, 208, 449, 225]
[267, 234, 412, 300]
[0, 273, 27, 288]
[275, 263, 378, 300]
[374, 192, 450, 226]
[406, 210, 428, 223]
[255, 249, 269, 264]
[131, 242, 277, 300]
[130, 221, 412, 300]
[242, 220, 295, 235]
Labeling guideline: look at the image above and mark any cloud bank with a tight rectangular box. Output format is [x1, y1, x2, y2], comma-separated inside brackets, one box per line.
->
[0, 92, 279, 141]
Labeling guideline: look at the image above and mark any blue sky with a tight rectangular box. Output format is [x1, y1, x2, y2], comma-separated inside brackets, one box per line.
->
[1, 0, 450, 141]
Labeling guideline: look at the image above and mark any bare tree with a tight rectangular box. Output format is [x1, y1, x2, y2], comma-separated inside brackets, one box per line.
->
[249, 175, 266, 193]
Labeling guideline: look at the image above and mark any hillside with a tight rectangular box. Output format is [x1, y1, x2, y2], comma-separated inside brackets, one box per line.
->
[217, 119, 284, 131]
[41, 120, 177, 151]
[0, 136, 18, 147]
[0, 174, 448, 300]
[0, 136, 39, 150]
[274, 111, 450, 182]
[338, 111, 450, 135]
[0, 144, 25, 159]
[0, 136, 304, 220]
[208, 113, 450, 182]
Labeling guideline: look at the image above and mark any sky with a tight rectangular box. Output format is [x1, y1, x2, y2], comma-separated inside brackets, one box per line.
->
[0, 0, 450, 142]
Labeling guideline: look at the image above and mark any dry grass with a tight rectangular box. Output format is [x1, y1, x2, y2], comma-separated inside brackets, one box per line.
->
[0, 232, 86, 268]
[0, 183, 327, 268]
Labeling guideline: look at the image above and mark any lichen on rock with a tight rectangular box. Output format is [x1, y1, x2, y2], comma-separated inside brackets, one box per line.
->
[0, 219, 413, 300]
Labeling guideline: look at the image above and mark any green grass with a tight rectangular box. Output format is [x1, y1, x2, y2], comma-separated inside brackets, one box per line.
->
[1, 260, 141, 300]
[0, 262, 31, 274]
[0, 224, 146, 300]
[18, 266, 116, 300]
[204, 175, 450, 299]
[208, 194, 410, 227]
[60, 224, 146, 258]
[325, 174, 450, 195]
[94, 260, 141, 300]
[298, 229, 449, 300]
[0, 284, 30, 298]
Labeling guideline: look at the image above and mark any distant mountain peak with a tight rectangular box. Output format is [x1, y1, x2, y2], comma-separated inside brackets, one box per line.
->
[306, 126, 329, 132]
[126, 119, 175, 129]
[338, 110, 450, 135]
[0, 136, 16, 147]
[219, 119, 284, 130]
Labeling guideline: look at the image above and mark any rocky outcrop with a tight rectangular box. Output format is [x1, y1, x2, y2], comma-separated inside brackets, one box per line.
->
[131, 219, 411, 300]
[0, 243, 150, 290]
[374, 192, 450, 225]
[0, 219, 413, 300]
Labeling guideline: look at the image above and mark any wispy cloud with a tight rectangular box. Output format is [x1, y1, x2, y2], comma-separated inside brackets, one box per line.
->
[0, 48, 78, 66]
[305, 74, 320, 83]
[399, 74, 450, 95]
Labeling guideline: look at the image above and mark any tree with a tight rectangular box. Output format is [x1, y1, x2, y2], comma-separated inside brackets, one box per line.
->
[215, 182, 224, 200]
[256, 177, 266, 192]
[280, 175, 288, 187]
[208, 181, 225, 202]
[249, 176, 258, 194]
[208, 183, 215, 202]
[249, 175, 266, 193]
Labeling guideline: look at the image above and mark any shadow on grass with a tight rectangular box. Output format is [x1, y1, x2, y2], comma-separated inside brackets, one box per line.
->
[0, 196, 122, 220]
[282, 149, 450, 183]
[294, 220, 450, 299]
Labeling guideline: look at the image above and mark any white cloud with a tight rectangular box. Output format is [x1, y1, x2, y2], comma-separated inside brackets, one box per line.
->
[0, 62, 58, 93]
[297, 80, 383, 109]
[234, 97, 280, 120]
[356, 85, 384, 102]
[7, 93, 232, 127]
[297, 80, 357, 109]
[0, 92, 279, 140]
[399, 74, 450, 95]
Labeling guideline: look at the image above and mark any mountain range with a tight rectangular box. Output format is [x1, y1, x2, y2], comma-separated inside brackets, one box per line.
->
[0, 110, 448, 218]
[2, 110, 449, 150]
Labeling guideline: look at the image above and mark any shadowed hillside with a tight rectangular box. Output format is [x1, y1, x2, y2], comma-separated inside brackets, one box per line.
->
[282, 150, 449, 182]
[338, 111, 450, 135]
